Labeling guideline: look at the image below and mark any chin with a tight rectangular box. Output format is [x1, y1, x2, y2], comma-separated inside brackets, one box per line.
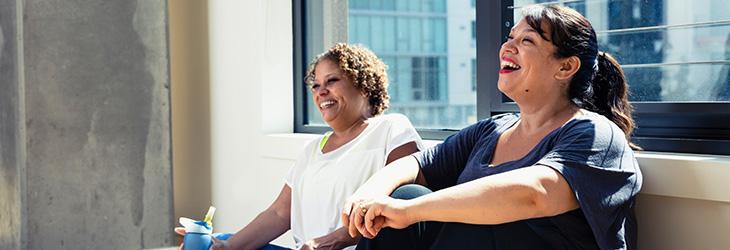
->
[497, 87, 517, 102]
[321, 114, 337, 124]
[497, 81, 511, 94]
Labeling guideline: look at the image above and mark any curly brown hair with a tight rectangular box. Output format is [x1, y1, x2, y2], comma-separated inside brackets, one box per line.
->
[305, 43, 390, 116]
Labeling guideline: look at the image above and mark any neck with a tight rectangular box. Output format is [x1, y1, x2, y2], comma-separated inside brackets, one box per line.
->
[329, 115, 370, 137]
[516, 98, 579, 133]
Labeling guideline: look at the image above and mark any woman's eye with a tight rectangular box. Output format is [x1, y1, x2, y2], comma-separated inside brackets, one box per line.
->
[522, 37, 534, 44]
[310, 84, 320, 91]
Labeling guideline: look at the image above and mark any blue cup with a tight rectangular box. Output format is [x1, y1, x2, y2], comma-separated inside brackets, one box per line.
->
[180, 217, 233, 250]
[181, 220, 213, 250]
[183, 232, 233, 250]
[183, 232, 212, 250]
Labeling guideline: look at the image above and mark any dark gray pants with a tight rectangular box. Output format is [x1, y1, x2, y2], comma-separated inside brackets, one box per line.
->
[355, 184, 554, 250]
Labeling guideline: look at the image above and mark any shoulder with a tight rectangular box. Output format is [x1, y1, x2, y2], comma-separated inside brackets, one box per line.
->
[467, 113, 517, 132]
[370, 113, 416, 128]
[569, 112, 624, 136]
[557, 111, 630, 148]
[374, 113, 413, 124]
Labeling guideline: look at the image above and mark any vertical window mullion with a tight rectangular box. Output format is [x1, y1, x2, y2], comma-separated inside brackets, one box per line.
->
[476, 0, 512, 119]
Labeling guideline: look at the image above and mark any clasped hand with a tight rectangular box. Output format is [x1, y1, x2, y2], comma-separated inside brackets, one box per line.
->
[340, 195, 414, 239]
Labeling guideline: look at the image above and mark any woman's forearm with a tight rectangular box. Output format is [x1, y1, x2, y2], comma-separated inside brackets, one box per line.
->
[226, 185, 292, 250]
[355, 156, 422, 197]
[406, 166, 577, 225]
[226, 208, 290, 250]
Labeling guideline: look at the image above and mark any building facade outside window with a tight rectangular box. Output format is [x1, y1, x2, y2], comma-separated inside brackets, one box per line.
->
[301, 0, 477, 130]
[294, 0, 730, 154]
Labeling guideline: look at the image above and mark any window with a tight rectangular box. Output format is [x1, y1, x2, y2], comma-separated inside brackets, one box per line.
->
[500, 0, 730, 154]
[471, 20, 476, 41]
[411, 57, 443, 101]
[295, 0, 475, 131]
[471, 58, 476, 91]
[294, 0, 730, 155]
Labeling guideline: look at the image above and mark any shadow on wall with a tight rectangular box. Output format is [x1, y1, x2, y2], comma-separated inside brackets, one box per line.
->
[169, 0, 213, 245]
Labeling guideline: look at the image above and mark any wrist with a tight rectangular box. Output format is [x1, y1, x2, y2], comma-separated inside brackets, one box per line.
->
[402, 198, 423, 225]
[338, 228, 359, 247]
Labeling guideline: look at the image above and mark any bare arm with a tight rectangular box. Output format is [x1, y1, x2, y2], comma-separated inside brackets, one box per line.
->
[341, 155, 422, 237]
[407, 165, 578, 224]
[386, 141, 427, 186]
[225, 185, 292, 250]
[359, 165, 579, 237]
[385, 141, 419, 165]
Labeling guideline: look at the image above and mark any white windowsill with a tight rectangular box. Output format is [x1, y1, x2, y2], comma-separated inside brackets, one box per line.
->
[262, 133, 730, 203]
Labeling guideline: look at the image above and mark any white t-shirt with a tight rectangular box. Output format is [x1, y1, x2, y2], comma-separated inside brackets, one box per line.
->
[285, 114, 423, 250]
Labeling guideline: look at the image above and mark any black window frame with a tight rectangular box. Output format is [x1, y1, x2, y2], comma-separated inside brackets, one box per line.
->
[293, 0, 730, 155]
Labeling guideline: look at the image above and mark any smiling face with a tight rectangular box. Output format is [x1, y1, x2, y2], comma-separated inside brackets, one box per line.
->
[310, 59, 371, 127]
[498, 19, 568, 104]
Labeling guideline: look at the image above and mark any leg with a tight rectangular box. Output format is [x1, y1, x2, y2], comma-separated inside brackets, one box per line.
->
[258, 243, 292, 250]
[430, 221, 555, 250]
[356, 184, 442, 250]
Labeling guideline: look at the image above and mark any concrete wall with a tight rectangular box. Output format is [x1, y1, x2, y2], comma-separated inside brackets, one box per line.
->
[0, 0, 22, 248]
[0, 0, 173, 249]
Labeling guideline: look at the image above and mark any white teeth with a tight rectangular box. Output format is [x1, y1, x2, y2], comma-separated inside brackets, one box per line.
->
[501, 61, 521, 70]
[319, 100, 335, 109]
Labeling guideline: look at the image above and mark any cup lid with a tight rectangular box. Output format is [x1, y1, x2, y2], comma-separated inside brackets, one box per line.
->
[179, 217, 212, 234]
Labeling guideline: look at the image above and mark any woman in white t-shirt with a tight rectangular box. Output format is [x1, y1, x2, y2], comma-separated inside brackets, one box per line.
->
[177, 43, 423, 250]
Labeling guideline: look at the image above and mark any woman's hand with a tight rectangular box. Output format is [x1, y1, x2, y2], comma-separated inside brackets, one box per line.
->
[300, 226, 360, 250]
[344, 195, 415, 239]
[298, 237, 332, 250]
[174, 227, 186, 250]
[209, 237, 231, 250]
[342, 195, 375, 238]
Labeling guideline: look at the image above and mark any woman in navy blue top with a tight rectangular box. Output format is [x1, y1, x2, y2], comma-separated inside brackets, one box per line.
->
[341, 4, 642, 250]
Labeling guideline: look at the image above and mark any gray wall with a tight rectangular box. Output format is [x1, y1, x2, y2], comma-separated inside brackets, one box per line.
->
[0, 0, 173, 249]
[0, 0, 22, 249]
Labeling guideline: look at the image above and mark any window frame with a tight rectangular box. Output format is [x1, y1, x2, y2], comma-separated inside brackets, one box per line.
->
[293, 0, 730, 155]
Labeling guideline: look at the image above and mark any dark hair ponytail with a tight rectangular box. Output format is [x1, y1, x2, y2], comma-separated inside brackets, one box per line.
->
[523, 5, 639, 149]
[591, 52, 639, 149]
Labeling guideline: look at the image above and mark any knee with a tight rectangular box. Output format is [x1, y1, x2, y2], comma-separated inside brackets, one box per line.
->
[390, 184, 432, 200]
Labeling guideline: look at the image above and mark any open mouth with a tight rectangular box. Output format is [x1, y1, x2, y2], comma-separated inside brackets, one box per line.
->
[319, 100, 336, 109]
[500, 59, 521, 73]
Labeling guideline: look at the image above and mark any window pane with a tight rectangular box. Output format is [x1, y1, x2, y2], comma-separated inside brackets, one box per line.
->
[471, 58, 477, 91]
[360, 1, 475, 129]
[512, 0, 730, 102]
[305, 0, 477, 129]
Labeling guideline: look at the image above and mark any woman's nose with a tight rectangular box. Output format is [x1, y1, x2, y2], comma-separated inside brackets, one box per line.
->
[501, 40, 517, 54]
[315, 85, 329, 96]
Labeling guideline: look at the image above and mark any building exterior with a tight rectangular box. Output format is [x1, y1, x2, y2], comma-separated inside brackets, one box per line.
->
[307, 0, 729, 129]
[348, 0, 477, 129]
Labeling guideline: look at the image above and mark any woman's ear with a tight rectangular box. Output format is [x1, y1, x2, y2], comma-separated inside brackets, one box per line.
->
[555, 56, 581, 80]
